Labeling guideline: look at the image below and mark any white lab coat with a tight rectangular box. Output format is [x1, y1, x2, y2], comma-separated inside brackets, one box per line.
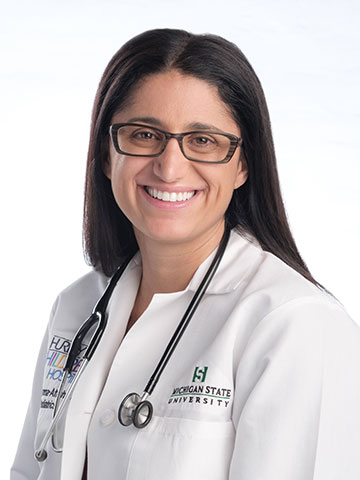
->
[11, 229, 360, 480]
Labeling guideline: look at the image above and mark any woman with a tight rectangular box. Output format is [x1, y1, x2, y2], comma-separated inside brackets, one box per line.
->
[11, 28, 360, 480]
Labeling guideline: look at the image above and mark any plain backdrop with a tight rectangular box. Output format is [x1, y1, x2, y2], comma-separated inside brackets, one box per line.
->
[2, 0, 359, 475]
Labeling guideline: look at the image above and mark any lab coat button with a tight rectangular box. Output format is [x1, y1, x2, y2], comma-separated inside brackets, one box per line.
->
[100, 409, 116, 426]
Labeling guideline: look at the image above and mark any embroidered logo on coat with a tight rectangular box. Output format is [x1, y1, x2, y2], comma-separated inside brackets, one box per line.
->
[40, 335, 87, 410]
[168, 366, 232, 408]
[192, 366, 208, 383]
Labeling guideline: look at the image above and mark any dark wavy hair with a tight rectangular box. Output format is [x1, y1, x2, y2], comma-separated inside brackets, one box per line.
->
[83, 28, 322, 289]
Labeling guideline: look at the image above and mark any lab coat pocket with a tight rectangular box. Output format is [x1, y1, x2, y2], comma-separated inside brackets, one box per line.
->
[127, 415, 235, 480]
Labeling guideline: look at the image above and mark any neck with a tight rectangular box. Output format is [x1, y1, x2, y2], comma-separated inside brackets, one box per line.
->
[130, 222, 225, 321]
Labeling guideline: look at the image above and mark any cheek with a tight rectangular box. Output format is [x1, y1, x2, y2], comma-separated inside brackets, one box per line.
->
[209, 165, 240, 195]
[217, 169, 242, 209]
[108, 157, 147, 218]
[107, 161, 129, 203]
[108, 155, 133, 188]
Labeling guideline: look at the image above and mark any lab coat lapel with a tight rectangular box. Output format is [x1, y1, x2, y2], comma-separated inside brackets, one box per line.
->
[60, 259, 141, 480]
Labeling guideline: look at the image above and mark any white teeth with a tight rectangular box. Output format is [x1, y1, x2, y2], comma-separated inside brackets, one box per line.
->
[145, 187, 196, 202]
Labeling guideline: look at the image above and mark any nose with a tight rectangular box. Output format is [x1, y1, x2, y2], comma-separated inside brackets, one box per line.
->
[152, 137, 189, 183]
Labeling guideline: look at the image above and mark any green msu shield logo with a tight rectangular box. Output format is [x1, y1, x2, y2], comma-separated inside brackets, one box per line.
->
[192, 366, 208, 383]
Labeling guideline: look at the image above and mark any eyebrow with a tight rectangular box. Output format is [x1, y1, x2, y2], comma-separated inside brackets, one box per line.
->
[127, 116, 162, 126]
[126, 116, 223, 132]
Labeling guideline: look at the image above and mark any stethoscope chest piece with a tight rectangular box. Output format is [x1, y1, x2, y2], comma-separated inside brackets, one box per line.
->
[118, 392, 153, 429]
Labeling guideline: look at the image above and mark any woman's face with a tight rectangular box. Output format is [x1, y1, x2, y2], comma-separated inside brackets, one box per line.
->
[105, 70, 248, 250]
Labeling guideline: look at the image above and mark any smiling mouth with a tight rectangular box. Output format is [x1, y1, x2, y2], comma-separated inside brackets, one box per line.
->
[144, 186, 196, 202]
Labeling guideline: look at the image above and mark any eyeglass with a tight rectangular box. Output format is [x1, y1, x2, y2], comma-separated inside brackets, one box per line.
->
[109, 123, 242, 164]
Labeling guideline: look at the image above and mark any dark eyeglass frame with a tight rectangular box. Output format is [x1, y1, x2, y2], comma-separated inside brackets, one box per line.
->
[109, 123, 243, 164]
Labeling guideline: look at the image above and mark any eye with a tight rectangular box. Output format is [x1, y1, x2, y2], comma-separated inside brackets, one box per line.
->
[133, 131, 155, 140]
[192, 135, 215, 146]
[131, 128, 162, 142]
[186, 133, 218, 151]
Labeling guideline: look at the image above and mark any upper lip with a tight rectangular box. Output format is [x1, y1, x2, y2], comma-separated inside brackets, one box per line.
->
[142, 185, 200, 192]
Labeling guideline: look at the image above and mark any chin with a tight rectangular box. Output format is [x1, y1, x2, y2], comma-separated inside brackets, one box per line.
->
[137, 221, 199, 246]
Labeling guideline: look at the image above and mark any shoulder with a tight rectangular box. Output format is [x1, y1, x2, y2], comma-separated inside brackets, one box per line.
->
[230, 232, 360, 389]
[226, 229, 359, 341]
[228, 228, 343, 309]
[49, 269, 109, 331]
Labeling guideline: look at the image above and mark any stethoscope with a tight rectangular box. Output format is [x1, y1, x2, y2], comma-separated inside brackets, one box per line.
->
[35, 227, 230, 462]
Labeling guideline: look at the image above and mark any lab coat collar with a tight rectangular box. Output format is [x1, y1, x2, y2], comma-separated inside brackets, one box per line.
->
[131, 229, 263, 296]
[187, 229, 262, 294]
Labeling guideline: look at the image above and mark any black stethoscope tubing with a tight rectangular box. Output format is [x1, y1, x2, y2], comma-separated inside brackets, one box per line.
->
[35, 227, 230, 461]
[145, 227, 229, 396]
[66, 251, 135, 372]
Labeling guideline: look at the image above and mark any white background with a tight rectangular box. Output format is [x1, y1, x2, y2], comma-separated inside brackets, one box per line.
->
[2, 0, 359, 476]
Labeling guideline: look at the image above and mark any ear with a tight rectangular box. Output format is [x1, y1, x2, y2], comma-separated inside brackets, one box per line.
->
[103, 157, 112, 180]
[234, 156, 248, 189]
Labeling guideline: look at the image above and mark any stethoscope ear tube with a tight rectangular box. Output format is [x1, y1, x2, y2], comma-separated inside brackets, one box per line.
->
[34, 358, 89, 461]
[35, 448, 48, 462]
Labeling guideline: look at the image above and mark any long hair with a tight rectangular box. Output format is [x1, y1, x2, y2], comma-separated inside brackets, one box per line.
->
[83, 28, 322, 289]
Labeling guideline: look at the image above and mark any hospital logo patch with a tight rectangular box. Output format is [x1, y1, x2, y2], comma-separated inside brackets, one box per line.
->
[40, 335, 86, 410]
